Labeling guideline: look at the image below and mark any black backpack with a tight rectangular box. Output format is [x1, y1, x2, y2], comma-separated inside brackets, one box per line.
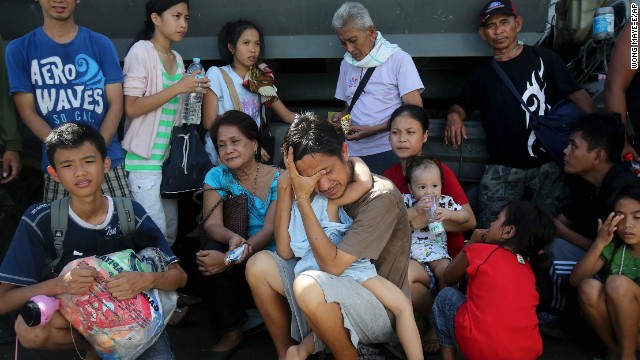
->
[45, 197, 136, 276]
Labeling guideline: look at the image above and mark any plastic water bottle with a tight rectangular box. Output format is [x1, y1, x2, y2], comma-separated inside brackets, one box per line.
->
[624, 152, 640, 176]
[182, 58, 205, 125]
[425, 194, 445, 235]
[593, 7, 614, 41]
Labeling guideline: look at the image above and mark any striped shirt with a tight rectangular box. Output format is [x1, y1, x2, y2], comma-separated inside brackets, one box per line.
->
[125, 60, 182, 171]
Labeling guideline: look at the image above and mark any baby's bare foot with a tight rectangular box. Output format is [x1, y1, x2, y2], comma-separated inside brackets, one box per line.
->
[285, 344, 311, 360]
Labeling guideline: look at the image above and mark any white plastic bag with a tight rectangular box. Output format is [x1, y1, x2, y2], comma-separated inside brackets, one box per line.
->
[57, 248, 177, 360]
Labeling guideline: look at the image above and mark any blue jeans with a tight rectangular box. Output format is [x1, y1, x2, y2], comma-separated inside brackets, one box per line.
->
[138, 331, 175, 360]
[359, 150, 398, 176]
[430, 287, 466, 348]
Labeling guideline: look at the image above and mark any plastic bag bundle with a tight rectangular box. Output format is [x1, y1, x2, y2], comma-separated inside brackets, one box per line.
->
[57, 248, 177, 360]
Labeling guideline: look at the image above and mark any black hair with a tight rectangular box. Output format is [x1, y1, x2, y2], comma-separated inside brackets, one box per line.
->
[607, 183, 640, 270]
[499, 201, 556, 270]
[570, 112, 625, 164]
[218, 19, 265, 66]
[387, 104, 429, 132]
[282, 112, 345, 162]
[45, 123, 107, 169]
[128, 0, 190, 52]
[210, 110, 262, 162]
[613, 183, 640, 208]
[404, 155, 443, 186]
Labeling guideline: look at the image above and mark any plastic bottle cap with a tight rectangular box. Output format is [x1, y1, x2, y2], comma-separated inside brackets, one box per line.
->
[193, 58, 200, 63]
[623, 152, 634, 161]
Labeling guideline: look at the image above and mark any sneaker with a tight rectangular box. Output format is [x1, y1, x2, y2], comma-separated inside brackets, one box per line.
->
[539, 321, 570, 340]
[176, 293, 202, 306]
[242, 309, 265, 335]
[537, 311, 560, 324]
[167, 306, 190, 326]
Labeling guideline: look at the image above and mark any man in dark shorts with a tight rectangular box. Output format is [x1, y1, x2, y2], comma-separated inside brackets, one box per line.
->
[445, 0, 597, 228]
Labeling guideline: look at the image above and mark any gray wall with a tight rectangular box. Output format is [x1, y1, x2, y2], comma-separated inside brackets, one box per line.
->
[1, 0, 550, 60]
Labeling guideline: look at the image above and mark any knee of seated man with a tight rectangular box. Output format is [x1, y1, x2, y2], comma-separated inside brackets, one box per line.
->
[15, 311, 72, 349]
[292, 275, 324, 311]
[605, 275, 635, 297]
[15, 315, 51, 349]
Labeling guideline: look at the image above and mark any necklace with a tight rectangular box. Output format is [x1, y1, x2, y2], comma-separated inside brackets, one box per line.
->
[619, 244, 627, 275]
[493, 42, 523, 59]
[233, 163, 260, 196]
[251, 163, 260, 196]
[231, 163, 269, 211]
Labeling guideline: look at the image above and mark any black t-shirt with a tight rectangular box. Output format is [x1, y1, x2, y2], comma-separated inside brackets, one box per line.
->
[563, 163, 640, 239]
[456, 45, 581, 168]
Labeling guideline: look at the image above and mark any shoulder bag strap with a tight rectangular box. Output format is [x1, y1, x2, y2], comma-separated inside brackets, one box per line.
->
[491, 59, 538, 124]
[348, 67, 375, 114]
[113, 197, 135, 240]
[194, 187, 232, 225]
[219, 67, 242, 111]
[49, 197, 69, 270]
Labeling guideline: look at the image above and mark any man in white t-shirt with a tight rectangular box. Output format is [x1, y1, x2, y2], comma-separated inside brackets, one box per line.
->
[329, 2, 424, 175]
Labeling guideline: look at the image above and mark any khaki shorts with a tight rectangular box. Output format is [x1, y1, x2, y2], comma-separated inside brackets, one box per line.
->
[268, 251, 394, 353]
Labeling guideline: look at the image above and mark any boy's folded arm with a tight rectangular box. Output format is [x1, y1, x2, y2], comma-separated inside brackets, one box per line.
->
[0, 277, 72, 315]
[148, 263, 187, 291]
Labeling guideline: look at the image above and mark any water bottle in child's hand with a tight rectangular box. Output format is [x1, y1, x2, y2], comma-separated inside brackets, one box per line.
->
[425, 194, 445, 235]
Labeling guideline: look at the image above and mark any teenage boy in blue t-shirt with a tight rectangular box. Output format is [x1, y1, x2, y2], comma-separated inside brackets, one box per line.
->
[6, 0, 129, 202]
[0, 123, 187, 357]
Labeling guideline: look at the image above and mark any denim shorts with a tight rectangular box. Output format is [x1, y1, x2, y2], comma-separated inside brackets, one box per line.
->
[138, 330, 175, 360]
[430, 287, 466, 348]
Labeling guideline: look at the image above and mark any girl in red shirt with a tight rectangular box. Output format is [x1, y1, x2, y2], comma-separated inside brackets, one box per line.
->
[432, 201, 555, 360]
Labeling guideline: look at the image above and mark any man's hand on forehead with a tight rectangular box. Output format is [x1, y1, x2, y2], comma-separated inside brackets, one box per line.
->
[284, 146, 325, 202]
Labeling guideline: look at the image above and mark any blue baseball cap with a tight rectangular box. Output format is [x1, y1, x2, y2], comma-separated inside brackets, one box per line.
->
[479, 0, 518, 26]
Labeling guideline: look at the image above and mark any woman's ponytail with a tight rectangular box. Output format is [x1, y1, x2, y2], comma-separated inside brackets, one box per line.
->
[127, 20, 155, 54]
[217, 22, 233, 65]
[126, 0, 189, 55]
